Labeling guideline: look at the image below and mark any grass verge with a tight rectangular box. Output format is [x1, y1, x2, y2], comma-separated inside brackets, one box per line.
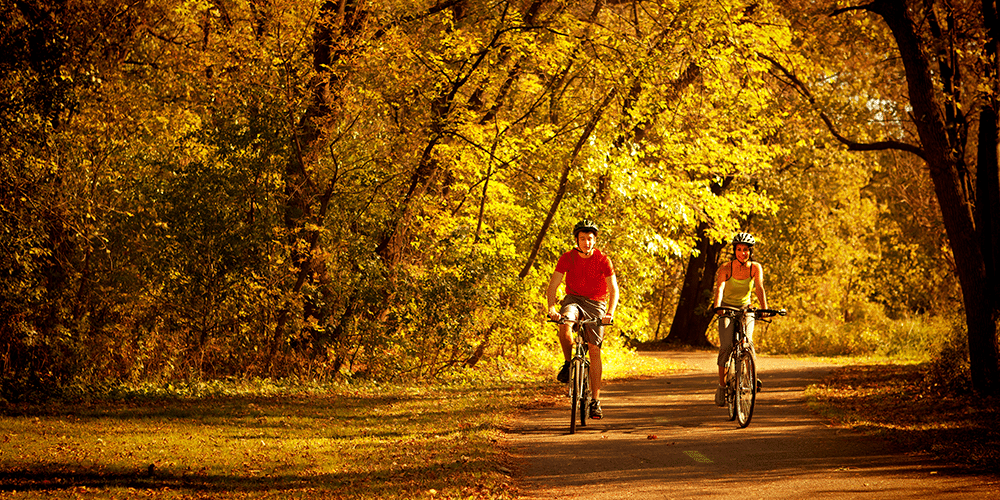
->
[1, 382, 531, 499]
[806, 362, 1000, 473]
[0, 352, 683, 499]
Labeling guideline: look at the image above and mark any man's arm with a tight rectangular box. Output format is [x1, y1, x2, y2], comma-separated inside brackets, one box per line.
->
[604, 274, 619, 324]
[546, 271, 565, 319]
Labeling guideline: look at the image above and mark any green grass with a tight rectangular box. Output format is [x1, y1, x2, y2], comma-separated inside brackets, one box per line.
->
[1, 351, 683, 499]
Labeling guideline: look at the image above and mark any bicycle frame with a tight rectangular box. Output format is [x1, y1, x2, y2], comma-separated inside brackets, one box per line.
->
[569, 327, 590, 433]
[716, 306, 786, 428]
[550, 316, 603, 434]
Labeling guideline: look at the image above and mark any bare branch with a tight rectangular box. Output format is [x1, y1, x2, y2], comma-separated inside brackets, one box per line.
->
[759, 52, 926, 160]
[830, 2, 878, 17]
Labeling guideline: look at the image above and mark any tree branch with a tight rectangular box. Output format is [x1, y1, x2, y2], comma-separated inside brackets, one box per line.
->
[759, 52, 926, 160]
[830, 2, 878, 17]
[518, 89, 617, 279]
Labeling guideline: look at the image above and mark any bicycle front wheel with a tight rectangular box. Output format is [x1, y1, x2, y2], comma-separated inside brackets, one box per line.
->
[736, 349, 757, 428]
[569, 358, 583, 434]
[726, 357, 737, 421]
[579, 365, 589, 428]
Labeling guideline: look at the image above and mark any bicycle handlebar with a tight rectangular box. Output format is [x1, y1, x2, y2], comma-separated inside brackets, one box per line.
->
[755, 308, 788, 318]
[714, 306, 787, 318]
[547, 316, 613, 326]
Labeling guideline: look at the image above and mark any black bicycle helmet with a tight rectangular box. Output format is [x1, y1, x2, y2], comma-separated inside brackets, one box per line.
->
[572, 219, 599, 238]
[731, 232, 755, 247]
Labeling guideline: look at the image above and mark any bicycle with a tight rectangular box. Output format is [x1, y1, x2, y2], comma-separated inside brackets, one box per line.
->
[715, 306, 786, 428]
[549, 316, 605, 434]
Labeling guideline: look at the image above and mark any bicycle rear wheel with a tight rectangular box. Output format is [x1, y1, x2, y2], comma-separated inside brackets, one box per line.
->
[736, 349, 757, 428]
[569, 358, 583, 434]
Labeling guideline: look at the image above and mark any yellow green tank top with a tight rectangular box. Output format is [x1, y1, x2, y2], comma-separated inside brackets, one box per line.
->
[722, 263, 753, 307]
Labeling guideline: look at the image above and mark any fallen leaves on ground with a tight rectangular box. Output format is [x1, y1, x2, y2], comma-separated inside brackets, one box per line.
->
[809, 363, 999, 473]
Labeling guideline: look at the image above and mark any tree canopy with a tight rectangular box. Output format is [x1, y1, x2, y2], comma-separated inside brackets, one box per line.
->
[1, 0, 995, 399]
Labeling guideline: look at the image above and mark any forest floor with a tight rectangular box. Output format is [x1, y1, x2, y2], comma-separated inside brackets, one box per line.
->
[804, 361, 1000, 473]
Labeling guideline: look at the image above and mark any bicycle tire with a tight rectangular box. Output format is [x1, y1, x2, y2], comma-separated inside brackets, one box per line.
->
[736, 348, 757, 428]
[726, 356, 737, 421]
[579, 365, 589, 428]
[569, 358, 583, 434]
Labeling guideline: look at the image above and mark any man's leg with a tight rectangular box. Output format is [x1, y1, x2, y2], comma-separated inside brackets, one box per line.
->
[558, 323, 573, 361]
[588, 344, 604, 419]
[589, 343, 602, 400]
[555, 304, 580, 383]
[555, 323, 573, 383]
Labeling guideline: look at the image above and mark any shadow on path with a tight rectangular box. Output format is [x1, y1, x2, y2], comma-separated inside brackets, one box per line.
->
[508, 351, 999, 500]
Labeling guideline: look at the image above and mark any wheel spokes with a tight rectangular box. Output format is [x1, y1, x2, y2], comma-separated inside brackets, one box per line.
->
[736, 353, 756, 427]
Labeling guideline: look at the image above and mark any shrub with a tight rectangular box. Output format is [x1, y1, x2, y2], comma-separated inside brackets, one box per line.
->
[756, 303, 956, 361]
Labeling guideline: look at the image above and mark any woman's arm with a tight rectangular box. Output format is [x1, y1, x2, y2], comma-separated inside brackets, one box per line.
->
[712, 263, 729, 312]
[752, 262, 768, 310]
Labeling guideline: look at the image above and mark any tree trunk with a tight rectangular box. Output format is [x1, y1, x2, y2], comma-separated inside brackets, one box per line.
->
[268, 1, 366, 372]
[663, 221, 726, 347]
[663, 177, 732, 347]
[978, 105, 999, 310]
[979, 0, 1000, 312]
[873, 0, 1000, 395]
[375, 139, 443, 267]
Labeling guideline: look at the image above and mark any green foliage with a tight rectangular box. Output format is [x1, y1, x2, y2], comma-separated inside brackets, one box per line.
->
[745, 1, 962, 360]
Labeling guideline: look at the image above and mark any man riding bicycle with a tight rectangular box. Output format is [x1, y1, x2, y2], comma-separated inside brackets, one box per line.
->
[546, 219, 619, 420]
[712, 232, 768, 406]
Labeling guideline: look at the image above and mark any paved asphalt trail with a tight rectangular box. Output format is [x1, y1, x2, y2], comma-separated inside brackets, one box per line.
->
[508, 350, 1000, 499]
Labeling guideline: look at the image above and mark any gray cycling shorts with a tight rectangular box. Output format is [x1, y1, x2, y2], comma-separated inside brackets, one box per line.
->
[717, 312, 755, 367]
[560, 294, 607, 348]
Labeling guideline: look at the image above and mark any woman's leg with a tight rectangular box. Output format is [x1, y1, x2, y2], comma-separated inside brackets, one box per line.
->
[717, 316, 734, 385]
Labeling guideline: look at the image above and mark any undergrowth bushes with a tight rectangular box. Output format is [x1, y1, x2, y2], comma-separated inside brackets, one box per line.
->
[755, 304, 961, 362]
[455, 320, 679, 388]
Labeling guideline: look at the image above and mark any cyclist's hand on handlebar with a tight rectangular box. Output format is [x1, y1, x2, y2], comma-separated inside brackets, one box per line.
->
[755, 308, 787, 318]
[547, 306, 562, 322]
[601, 314, 614, 325]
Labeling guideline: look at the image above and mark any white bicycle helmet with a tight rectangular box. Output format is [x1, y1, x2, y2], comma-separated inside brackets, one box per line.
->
[731, 232, 755, 247]
[732, 232, 755, 260]
[573, 219, 599, 238]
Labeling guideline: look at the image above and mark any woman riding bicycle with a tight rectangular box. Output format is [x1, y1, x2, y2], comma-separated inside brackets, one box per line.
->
[546, 219, 619, 420]
[712, 232, 768, 406]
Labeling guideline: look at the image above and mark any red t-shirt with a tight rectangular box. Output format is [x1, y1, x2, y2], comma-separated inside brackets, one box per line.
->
[555, 249, 615, 301]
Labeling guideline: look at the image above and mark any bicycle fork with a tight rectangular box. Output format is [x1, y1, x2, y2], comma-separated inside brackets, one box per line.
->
[568, 356, 589, 397]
